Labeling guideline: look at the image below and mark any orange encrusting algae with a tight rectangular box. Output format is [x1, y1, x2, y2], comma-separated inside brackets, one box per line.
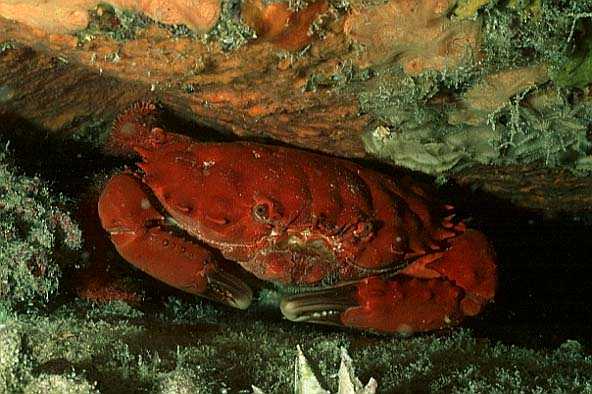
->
[242, 0, 329, 51]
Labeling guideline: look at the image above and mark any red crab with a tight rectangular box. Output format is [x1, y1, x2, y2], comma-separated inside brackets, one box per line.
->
[97, 102, 496, 334]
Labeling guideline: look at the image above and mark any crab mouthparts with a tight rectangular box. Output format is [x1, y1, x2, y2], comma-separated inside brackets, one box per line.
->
[279, 284, 358, 326]
[204, 271, 253, 310]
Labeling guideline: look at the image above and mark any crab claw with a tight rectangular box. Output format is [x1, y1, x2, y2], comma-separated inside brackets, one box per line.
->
[280, 283, 359, 326]
[424, 229, 497, 317]
[98, 173, 252, 309]
[281, 276, 464, 333]
[281, 229, 496, 334]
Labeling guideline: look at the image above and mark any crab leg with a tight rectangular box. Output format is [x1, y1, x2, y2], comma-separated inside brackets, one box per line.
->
[280, 230, 496, 333]
[98, 173, 252, 309]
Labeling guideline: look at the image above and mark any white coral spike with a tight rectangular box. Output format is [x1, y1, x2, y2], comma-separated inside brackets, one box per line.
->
[253, 345, 377, 394]
[337, 347, 378, 394]
[295, 344, 330, 394]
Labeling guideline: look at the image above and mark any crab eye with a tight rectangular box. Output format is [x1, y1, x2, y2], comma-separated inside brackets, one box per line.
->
[252, 203, 270, 223]
[353, 221, 374, 239]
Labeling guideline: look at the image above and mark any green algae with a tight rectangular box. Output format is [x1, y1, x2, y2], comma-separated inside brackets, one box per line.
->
[75, 3, 150, 45]
[362, 80, 592, 174]
[357, 67, 499, 174]
[2, 299, 592, 393]
[502, 88, 592, 167]
[304, 61, 374, 93]
[75, 1, 255, 51]
[0, 324, 31, 394]
[454, 0, 491, 18]
[23, 374, 99, 394]
[357, 70, 443, 133]
[363, 124, 502, 174]
[203, 0, 257, 51]
[450, 64, 550, 125]
[352, 1, 592, 175]
[153, 367, 211, 394]
[0, 41, 16, 55]
[67, 118, 112, 150]
[554, 25, 592, 89]
[0, 150, 83, 313]
[454, 0, 542, 19]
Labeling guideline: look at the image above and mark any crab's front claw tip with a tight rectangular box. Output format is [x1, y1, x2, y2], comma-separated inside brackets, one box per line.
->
[280, 284, 358, 326]
[281, 276, 466, 334]
[204, 270, 253, 310]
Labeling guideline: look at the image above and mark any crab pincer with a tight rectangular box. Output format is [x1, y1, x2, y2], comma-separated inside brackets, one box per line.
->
[98, 165, 252, 309]
[281, 229, 496, 334]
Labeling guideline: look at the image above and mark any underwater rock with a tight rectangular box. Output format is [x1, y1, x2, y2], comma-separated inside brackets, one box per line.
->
[112, 0, 221, 33]
[0, 0, 94, 34]
[454, 0, 541, 19]
[364, 83, 592, 175]
[241, 0, 329, 51]
[0, 0, 221, 35]
[363, 124, 502, 175]
[454, 0, 490, 18]
[503, 89, 592, 167]
[155, 367, 210, 394]
[449, 64, 550, 126]
[24, 374, 99, 394]
[0, 151, 83, 311]
[343, 0, 481, 74]
[453, 0, 490, 18]
[553, 33, 592, 89]
[575, 155, 592, 172]
[0, 325, 27, 393]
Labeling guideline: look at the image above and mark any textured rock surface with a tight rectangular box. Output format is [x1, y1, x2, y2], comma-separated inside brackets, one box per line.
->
[1, 3, 591, 394]
[0, 0, 591, 215]
[0, 7, 368, 156]
[0, 0, 220, 33]
[343, 0, 481, 74]
[0, 0, 93, 34]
